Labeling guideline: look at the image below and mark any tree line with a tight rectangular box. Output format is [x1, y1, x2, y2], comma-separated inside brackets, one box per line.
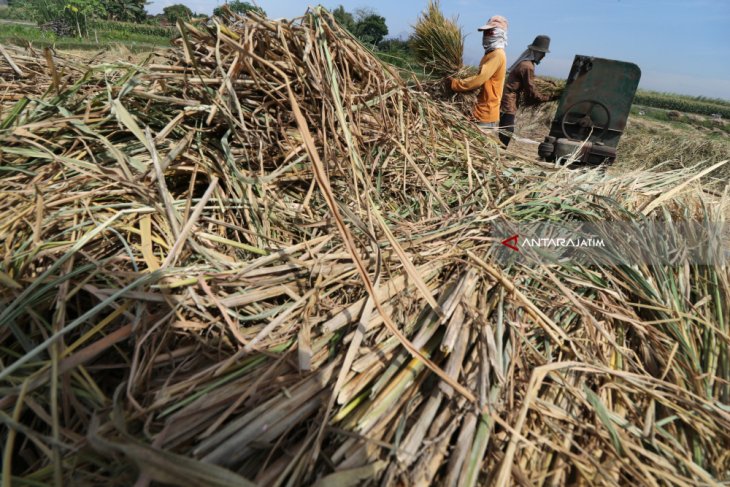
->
[4, 0, 265, 37]
[331, 5, 389, 46]
[331, 5, 413, 61]
[2, 1, 409, 52]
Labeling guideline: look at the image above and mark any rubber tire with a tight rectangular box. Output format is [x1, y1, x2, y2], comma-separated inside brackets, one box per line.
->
[538, 142, 555, 160]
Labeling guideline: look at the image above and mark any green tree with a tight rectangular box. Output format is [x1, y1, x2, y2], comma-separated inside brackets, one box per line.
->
[332, 5, 355, 32]
[163, 3, 192, 23]
[102, 0, 148, 22]
[353, 9, 388, 46]
[30, 0, 106, 37]
[213, 1, 265, 17]
[3, 0, 34, 21]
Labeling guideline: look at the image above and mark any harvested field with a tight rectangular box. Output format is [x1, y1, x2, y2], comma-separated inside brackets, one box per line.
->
[1, 8, 729, 487]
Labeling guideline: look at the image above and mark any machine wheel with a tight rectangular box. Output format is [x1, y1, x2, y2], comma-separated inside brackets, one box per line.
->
[560, 100, 611, 140]
[538, 141, 555, 160]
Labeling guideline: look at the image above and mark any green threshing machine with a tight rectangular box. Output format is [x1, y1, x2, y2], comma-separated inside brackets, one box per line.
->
[538, 55, 641, 166]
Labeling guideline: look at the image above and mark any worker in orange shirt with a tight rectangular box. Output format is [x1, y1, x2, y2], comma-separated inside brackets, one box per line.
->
[449, 15, 508, 133]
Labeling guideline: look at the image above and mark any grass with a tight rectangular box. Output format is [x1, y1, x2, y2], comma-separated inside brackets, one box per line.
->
[0, 21, 174, 50]
[634, 89, 730, 118]
[87, 20, 176, 38]
[0, 6, 34, 22]
[630, 104, 729, 135]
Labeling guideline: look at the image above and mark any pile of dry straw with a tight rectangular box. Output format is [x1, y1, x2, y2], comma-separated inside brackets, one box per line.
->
[0, 8, 728, 486]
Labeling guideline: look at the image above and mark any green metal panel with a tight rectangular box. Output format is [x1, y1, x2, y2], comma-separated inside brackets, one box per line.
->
[548, 55, 641, 149]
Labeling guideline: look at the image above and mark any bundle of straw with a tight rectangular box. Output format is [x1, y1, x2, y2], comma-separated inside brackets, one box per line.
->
[409, 2, 480, 117]
[1, 6, 729, 487]
[410, 0, 464, 78]
[521, 77, 565, 110]
[533, 77, 564, 101]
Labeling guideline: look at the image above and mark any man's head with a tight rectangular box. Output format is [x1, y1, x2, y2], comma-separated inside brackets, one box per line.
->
[478, 15, 508, 36]
[528, 35, 550, 60]
[479, 15, 508, 52]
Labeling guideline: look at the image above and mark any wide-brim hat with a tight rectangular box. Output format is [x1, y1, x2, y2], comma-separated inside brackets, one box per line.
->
[478, 15, 508, 32]
[528, 35, 551, 53]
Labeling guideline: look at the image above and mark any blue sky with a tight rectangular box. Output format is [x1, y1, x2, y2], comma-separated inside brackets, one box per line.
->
[148, 0, 730, 99]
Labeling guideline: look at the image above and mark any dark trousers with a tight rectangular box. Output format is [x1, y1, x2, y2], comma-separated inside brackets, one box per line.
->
[499, 113, 516, 147]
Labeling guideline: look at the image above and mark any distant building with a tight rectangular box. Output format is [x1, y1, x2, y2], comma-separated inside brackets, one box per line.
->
[0, 0, 7, 8]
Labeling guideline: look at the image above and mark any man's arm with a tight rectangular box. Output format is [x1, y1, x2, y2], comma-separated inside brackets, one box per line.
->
[451, 53, 502, 92]
[521, 63, 550, 103]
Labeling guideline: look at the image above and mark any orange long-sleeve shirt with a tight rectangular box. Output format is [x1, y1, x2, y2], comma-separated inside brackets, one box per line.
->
[450, 49, 507, 123]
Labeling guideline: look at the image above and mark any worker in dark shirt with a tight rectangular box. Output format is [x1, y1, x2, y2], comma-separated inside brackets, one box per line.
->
[499, 35, 551, 147]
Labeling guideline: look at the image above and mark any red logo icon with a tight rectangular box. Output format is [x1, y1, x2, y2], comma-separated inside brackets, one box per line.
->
[501, 235, 519, 252]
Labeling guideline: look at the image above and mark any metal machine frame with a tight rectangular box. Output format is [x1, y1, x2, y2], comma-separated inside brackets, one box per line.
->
[538, 55, 641, 166]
